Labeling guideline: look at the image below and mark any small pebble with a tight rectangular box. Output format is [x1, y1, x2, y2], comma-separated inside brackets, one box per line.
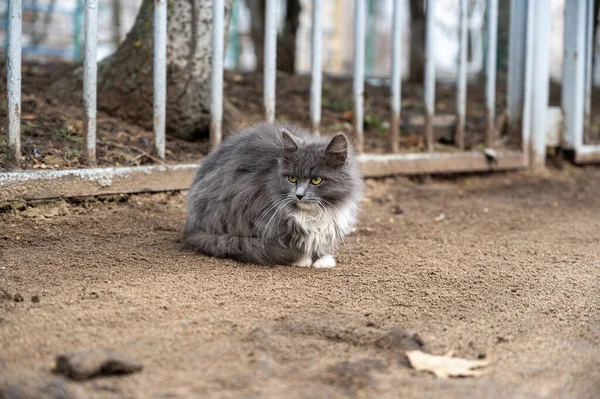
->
[13, 294, 24, 303]
[32, 295, 40, 303]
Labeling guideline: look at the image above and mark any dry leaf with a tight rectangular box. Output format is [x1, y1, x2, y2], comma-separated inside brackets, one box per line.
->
[406, 350, 492, 378]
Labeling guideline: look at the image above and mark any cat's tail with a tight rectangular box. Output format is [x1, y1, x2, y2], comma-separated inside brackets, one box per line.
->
[183, 229, 299, 266]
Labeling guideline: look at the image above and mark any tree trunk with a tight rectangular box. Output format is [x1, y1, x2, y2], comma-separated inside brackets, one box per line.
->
[48, 0, 234, 141]
[409, 0, 425, 82]
[246, 0, 301, 73]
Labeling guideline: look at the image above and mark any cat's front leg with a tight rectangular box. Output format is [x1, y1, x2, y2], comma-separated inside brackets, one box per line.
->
[312, 254, 336, 268]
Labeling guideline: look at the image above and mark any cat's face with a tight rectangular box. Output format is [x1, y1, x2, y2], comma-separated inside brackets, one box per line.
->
[274, 130, 358, 210]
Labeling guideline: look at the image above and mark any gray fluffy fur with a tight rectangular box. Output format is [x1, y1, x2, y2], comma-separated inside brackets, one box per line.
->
[184, 123, 363, 267]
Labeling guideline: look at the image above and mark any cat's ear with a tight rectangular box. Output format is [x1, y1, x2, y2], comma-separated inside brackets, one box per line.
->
[324, 132, 349, 166]
[281, 128, 300, 153]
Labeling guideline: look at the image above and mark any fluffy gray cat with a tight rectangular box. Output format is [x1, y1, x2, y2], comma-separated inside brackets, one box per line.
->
[184, 123, 363, 268]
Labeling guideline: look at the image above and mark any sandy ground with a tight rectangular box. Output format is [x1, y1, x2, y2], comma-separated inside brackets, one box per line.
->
[1, 166, 600, 398]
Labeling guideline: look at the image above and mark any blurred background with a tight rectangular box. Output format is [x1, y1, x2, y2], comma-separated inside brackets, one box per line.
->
[0, 0, 586, 84]
[2, 0, 600, 170]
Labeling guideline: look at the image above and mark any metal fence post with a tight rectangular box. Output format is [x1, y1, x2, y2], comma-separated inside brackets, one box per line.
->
[423, 0, 436, 152]
[562, 0, 586, 151]
[521, 0, 535, 163]
[390, 0, 402, 153]
[310, 0, 323, 136]
[352, 0, 366, 154]
[6, 0, 22, 170]
[210, 0, 224, 148]
[83, 0, 98, 165]
[529, 0, 550, 169]
[584, 0, 594, 144]
[264, 0, 277, 123]
[455, 0, 468, 150]
[506, 0, 527, 140]
[485, 0, 498, 149]
[153, 0, 167, 158]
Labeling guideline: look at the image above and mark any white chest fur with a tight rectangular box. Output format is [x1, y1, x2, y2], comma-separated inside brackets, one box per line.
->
[294, 201, 357, 255]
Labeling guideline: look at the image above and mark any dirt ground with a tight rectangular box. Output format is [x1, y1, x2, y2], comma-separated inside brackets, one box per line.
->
[1, 165, 599, 398]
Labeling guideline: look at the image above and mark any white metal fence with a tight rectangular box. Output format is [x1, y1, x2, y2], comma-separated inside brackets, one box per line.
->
[563, 0, 600, 163]
[1, 0, 599, 202]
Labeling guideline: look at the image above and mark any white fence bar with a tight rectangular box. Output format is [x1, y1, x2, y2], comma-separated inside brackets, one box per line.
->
[485, 0, 498, 149]
[506, 0, 527, 138]
[6, 0, 22, 169]
[390, 0, 402, 153]
[521, 0, 535, 160]
[153, 0, 167, 158]
[310, 0, 323, 136]
[529, 0, 550, 169]
[423, 0, 436, 152]
[575, 144, 600, 163]
[264, 0, 277, 123]
[455, 0, 468, 150]
[562, 0, 586, 151]
[83, 0, 98, 165]
[584, 0, 594, 144]
[210, 0, 224, 147]
[352, 0, 366, 153]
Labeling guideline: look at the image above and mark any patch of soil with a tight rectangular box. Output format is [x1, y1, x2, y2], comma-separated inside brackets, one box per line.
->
[1, 166, 599, 398]
[0, 62, 209, 170]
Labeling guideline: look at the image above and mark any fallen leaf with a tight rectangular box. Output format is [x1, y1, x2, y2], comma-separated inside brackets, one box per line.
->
[406, 350, 492, 378]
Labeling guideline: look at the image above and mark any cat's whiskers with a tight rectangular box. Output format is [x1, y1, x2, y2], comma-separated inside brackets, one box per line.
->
[256, 195, 288, 228]
[257, 200, 287, 235]
[261, 197, 294, 240]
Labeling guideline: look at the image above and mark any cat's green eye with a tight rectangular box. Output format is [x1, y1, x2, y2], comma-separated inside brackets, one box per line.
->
[288, 175, 299, 183]
[311, 176, 323, 185]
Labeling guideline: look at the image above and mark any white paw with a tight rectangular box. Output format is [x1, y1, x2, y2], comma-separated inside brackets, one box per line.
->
[292, 255, 313, 268]
[312, 255, 336, 268]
